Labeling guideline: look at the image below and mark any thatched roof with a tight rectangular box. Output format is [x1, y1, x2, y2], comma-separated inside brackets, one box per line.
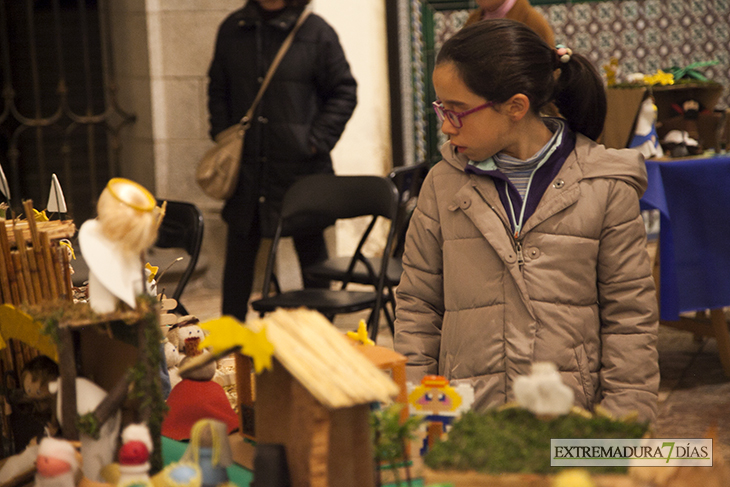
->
[250, 308, 400, 409]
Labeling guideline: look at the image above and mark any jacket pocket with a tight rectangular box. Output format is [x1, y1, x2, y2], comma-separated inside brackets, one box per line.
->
[573, 345, 595, 407]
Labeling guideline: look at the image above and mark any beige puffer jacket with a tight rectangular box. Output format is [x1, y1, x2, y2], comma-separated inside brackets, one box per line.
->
[394, 134, 660, 423]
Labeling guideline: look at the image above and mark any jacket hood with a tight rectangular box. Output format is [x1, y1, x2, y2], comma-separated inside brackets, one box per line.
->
[440, 131, 648, 197]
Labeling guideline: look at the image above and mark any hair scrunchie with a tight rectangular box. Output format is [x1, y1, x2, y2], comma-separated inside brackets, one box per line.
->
[555, 44, 572, 66]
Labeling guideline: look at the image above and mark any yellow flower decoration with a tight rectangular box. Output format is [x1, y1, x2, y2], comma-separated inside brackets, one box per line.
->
[200, 316, 274, 374]
[145, 262, 158, 283]
[643, 69, 674, 86]
[33, 208, 49, 222]
[346, 319, 374, 346]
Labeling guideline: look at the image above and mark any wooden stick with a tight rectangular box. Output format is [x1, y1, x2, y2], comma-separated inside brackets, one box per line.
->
[60, 310, 142, 329]
[136, 320, 152, 424]
[11, 252, 29, 304]
[20, 340, 32, 366]
[9, 340, 22, 376]
[4, 219, 76, 246]
[0, 347, 13, 380]
[14, 226, 39, 304]
[93, 374, 131, 427]
[58, 327, 78, 441]
[23, 200, 51, 301]
[58, 246, 73, 302]
[0, 223, 20, 304]
[47, 239, 67, 301]
[41, 232, 60, 300]
[0, 231, 10, 303]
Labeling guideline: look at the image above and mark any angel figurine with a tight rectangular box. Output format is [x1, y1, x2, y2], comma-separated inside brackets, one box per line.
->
[78, 178, 164, 314]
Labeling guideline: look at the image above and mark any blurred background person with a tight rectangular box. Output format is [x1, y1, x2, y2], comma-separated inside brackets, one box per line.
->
[207, 0, 357, 320]
[464, 0, 554, 46]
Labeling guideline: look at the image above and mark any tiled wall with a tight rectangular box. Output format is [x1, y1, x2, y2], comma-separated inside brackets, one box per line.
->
[433, 0, 729, 108]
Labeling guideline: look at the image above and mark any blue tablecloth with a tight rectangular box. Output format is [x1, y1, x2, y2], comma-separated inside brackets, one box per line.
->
[640, 155, 730, 320]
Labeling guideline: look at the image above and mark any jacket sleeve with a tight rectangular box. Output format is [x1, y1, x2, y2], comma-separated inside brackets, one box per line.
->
[207, 25, 232, 140]
[394, 172, 445, 383]
[309, 23, 357, 154]
[597, 179, 660, 423]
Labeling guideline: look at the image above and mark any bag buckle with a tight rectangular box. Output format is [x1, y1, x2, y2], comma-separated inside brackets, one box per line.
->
[240, 116, 252, 130]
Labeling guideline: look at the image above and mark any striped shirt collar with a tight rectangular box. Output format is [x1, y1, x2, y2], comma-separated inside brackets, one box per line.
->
[467, 118, 566, 173]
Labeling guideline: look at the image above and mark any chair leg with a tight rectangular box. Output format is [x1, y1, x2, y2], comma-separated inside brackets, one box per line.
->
[173, 302, 189, 316]
[271, 274, 282, 295]
[382, 305, 395, 338]
[367, 309, 379, 343]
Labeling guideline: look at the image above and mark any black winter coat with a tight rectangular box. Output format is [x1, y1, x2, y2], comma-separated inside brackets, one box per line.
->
[208, 3, 357, 236]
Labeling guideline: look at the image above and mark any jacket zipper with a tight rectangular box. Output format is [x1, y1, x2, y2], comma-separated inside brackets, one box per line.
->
[485, 201, 525, 268]
[515, 241, 525, 268]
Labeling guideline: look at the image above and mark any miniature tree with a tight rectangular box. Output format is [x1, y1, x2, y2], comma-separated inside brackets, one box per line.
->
[370, 403, 421, 486]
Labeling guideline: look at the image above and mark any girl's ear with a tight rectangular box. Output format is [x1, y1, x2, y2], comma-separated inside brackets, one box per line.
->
[504, 93, 531, 121]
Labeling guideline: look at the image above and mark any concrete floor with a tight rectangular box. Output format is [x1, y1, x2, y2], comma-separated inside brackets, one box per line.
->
[177, 278, 730, 462]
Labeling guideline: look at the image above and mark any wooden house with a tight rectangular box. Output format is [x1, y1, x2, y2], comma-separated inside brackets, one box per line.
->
[240, 309, 400, 487]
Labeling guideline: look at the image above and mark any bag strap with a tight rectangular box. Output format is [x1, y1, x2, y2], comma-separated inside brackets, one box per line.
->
[240, 8, 312, 128]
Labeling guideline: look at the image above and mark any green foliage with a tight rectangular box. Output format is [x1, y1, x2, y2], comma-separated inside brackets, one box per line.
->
[40, 313, 61, 345]
[424, 408, 648, 475]
[370, 404, 422, 484]
[76, 412, 100, 439]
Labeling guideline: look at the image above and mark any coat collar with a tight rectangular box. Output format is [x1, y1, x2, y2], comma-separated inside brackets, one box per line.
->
[442, 131, 647, 236]
[235, 2, 305, 30]
[441, 130, 646, 195]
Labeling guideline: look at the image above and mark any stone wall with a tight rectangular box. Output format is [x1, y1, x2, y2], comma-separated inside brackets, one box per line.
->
[109, 0, 392, 292]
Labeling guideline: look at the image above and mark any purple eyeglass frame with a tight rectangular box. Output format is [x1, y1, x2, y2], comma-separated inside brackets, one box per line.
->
[432, 100, 495, 128]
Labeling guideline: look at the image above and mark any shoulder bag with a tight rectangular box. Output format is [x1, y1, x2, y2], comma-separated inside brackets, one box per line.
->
[196, 9, 311, 200]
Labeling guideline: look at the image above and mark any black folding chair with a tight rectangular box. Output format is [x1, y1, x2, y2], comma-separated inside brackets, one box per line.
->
[154, 200, 204, 315]
[250, 174, 399, 341]
[303, 162, 429, 331]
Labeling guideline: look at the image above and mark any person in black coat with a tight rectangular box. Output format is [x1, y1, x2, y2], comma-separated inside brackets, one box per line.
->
[207, 0, 357, 320]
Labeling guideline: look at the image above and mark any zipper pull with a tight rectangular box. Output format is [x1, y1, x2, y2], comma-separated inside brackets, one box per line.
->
[516, 241, 525, 267]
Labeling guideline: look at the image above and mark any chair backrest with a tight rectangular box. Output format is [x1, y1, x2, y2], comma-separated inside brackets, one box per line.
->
[154, 200, 204, 305]
[263, 174, 399, 296]
[389, 162, 429, 258]
[280, 174, 398, 229]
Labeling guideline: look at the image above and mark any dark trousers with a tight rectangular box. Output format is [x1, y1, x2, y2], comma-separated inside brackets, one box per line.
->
[222, 212, 328, 321]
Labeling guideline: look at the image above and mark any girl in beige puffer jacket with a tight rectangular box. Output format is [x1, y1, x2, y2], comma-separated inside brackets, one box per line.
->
[394, 19, 659, 423]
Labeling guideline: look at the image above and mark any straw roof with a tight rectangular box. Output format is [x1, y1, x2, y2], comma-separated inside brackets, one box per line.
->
[250, 308, 400, 410]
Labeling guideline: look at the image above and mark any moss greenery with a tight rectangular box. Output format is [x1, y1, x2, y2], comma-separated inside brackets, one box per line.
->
[133, 293, 167, 474]
[424, 407, 648, 475]
[76, 413, 100, 439]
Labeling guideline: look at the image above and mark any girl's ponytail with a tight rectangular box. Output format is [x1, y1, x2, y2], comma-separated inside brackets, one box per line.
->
[553, 52, 607, 141]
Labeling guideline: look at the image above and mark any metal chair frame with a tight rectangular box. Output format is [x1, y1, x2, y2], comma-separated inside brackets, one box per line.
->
[154, 199, 204, 315]
[302, 162, 429, 333]
[251, 174, 399, 341]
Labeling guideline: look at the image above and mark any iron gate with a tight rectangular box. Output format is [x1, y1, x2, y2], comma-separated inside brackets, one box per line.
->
[0, 0, 135, 223]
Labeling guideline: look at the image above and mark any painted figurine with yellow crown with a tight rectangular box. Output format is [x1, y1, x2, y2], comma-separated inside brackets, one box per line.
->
[408, 375, 474, 455]
[78, 178, 164, 314]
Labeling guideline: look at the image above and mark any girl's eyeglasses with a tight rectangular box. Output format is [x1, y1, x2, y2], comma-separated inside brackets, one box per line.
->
[432, 100, 495, 128]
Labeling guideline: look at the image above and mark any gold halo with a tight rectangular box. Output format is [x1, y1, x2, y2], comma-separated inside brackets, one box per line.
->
[106, 178, 156, 212]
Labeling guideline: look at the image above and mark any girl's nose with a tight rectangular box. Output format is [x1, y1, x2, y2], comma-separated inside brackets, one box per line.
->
[440, 118, 458, 135]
